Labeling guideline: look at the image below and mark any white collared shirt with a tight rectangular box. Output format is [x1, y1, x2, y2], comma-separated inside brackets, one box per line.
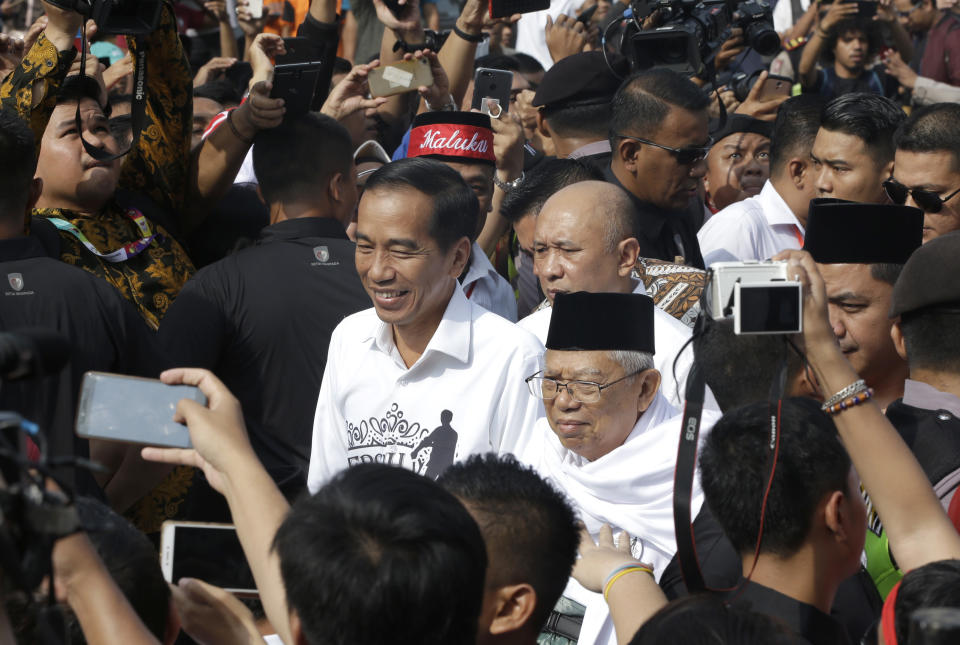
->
[307, 285, 544, 492]
[516, 281, 696, 408]
[462, 242, 518, 322]
[697, 181, 805, 267]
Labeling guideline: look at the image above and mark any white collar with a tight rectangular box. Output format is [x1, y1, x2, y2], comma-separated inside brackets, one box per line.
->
[757, 180, 805, 232]
[462, 242, 498, 287]
[367, 283, 473, 367]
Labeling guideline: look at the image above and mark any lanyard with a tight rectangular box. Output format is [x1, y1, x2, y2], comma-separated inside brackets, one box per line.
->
[793, 224, 805, 247]
[46, 209, 157, 263]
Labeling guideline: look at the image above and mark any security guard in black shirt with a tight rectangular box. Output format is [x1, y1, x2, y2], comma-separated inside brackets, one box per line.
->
[159, 114, 369, 504]
[0, 111, 165, 497]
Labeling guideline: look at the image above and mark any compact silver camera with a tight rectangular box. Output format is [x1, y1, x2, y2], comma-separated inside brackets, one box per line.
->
[707, 261, 802, 335]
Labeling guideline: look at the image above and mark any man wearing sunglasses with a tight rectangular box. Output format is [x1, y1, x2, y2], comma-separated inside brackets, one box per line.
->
[887, 103, 960, 242]
[606, 68, 711, 269]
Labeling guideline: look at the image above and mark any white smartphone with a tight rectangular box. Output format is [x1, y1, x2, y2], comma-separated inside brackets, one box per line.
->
[245, 0, 264, 19]
[160, 521, 258, 596]
[75, 371, 206, 448]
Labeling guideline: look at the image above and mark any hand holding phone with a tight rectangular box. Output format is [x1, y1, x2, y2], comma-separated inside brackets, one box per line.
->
[162, 522, 258, 595]
[471, 67, 513, 114]
[368, 58, 434, 97]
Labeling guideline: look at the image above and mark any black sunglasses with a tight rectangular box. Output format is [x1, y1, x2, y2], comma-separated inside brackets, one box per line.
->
[615, 133, 714, 165]
[883, 178, 960, 213]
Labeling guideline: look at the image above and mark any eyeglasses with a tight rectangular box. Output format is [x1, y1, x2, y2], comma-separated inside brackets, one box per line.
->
[525, 370, 642, 404]
[883, 177, 960, 213]
[614, 133, 714, 165]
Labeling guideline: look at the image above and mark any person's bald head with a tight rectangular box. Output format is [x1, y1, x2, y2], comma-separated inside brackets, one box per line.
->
[533, 181, 641, 301]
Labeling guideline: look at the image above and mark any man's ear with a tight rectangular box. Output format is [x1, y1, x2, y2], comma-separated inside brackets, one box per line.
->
[448, 236, 472, 278]
[636, 369, 662, 415]
[881, 159, 895, 183]
[788, 158, 807, 189]
[617, 237, 641, 277]
[488, 583, 538, 636]
[328, 171, 345, 204]
[891, 319, 908, 361]
[822, 488, 856, 545]
[617, 138, 642, 172]
[535, 111, 551, 139]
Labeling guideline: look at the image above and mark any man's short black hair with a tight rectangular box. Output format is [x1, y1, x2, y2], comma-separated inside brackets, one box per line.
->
[513, 52, 544, 75]
[253, 113, 354, 206]
[194, 78, 242, 106]
[438, 453, 580, 631]
[0, 110, 37, 219]
[364, 157, 479, 252]
[870, 262, 903, 286]
[629, 595, 800, 644]
[894, 103, 960, 171]
[900, 310, 960, 374]
[820, 93, 905, 165]
[609, 68, 710, 148]
[693, 318, 804, 412]
[700, 398, 853, 556]
[822, 18, 880, 63]
[273, 464, 487, 645]
[542, 102, 612, 139]
[769, 94, 827, 176]
[894, 559, 960, 645]
[500, 157, 603, 224]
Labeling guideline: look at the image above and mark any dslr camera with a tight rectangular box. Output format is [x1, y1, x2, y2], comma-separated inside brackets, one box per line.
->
[707, 261, 802, 335]
[622, 0, 779, 76]
[44, 0, 162, 35]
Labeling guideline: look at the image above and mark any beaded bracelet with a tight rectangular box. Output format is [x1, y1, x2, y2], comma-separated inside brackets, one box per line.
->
[824, 387, 874, 415]
[602, 563, 654, 601]
[822, 379, 866, 411]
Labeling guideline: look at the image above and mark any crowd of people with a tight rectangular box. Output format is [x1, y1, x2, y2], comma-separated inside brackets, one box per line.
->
[2, 0, 960, 642]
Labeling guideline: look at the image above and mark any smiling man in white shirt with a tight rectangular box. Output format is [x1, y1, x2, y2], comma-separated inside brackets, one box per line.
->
[698, 95, 825, 266]
[307, 158, 544, 492]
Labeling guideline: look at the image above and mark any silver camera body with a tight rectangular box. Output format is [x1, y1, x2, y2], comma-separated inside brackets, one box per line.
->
[707, 261, 803, 335]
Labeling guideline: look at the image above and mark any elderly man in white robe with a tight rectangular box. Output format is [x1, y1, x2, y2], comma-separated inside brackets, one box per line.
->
[520, 291, 720, 645]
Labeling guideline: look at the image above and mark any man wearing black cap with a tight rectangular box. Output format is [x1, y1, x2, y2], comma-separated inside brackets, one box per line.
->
[520, 291, 720, 645]
[803, 199, 924, 411]
[606, 69, 711, 268]
[702, 114, 773, 215]
[698, 95, 825, 266]
[531, 51, 629, 172]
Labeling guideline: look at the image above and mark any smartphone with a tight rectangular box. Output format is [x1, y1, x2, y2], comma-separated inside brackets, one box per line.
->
[489, 0, 549, 19]
[471, 67, 514, 114]
[368, 59, 434, 98]
[160, 522, 258, 596]
[855, 0, 878, 17]
[75, 372, 206, 448]
[577, 4, 599, 24]
[246, 0, 263, 19]
[270, 61, 324, 118]
[757, 74, 792, 101]
[277, 37, 321, 64]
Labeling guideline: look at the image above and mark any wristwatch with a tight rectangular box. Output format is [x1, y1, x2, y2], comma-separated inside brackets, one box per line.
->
[494, 171, 525, 192]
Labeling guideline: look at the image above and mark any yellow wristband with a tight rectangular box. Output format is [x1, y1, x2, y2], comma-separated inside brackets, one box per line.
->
[602, 566, 653, 602]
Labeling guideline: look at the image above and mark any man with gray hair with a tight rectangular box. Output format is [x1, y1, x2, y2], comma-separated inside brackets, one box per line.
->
[518, 180, 702, 407]
[519, 291, 720, 645]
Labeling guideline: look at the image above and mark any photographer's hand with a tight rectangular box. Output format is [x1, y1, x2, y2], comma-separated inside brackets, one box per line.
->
[40, 0, 84, 52]
[194, 56, 239, 87]
[373, 0, 423, 42]
[545, 14, 589, 64]
[734, 71, 789, 120]
[714, 27, 744, 73]
[248, 32, 285, 86]
[321, 60, 387, 122]
[172, 578, 267, 645]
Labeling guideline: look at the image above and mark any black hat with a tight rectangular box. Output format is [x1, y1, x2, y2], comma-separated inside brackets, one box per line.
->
[532, 52, 628, 110]
[890, 231, 960, 317]
[709, 114, 773, 143]
[803, 199, 923, 264]
[546, 292, 656, 354]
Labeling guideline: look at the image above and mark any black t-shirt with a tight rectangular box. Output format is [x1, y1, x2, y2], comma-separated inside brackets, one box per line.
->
[159, 216, 370, 492]
[730, 580, 853, 645]
[0, 222, 166, 495]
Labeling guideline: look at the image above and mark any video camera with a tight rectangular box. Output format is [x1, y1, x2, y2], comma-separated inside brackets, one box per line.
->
[621, 0, 779, 76]
[706, 261, 802, 335]
[44, 0, 162, 35]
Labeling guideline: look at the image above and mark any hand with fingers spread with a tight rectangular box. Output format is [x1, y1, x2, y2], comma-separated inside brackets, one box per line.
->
[321, 60, 388, 122]
[545, 14, 590, 63]
[573, 524, 643, 593]
[172, 578, 266, 645]
[406, 49, 450, 109]
[193, 56, 239, 88]
[733, 70, 789, 120]
[819, 0, 859, 33]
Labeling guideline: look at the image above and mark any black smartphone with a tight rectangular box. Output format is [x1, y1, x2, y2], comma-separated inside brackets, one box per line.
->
[855, 0, 878, 17]
[161, 522, 258, 596]
[277, 37, 321, 64]
[270, 61, 324, 119]
[471, 67, 514, 114]
[489, 0, 550, 19]
[577, 4, 598, 24]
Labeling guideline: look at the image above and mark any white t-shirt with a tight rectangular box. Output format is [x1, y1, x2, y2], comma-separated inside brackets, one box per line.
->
[307, 285, 544, 491]
[514, 0, 584, 70]
[697, 180, 805, 267]
[772, 0, 812, 34]
[462, 242, 518, 322]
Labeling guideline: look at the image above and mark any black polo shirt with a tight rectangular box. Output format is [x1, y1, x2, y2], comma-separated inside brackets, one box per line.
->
[730, 580, 853, 645]
[0, 222, 165, 495]
[159, 216, 370, 492]
[604, 166, 706, 269]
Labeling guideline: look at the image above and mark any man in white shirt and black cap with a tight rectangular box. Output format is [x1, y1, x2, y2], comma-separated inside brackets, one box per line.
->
[520, 290, 720, 645]
[307, 158, 543, 492]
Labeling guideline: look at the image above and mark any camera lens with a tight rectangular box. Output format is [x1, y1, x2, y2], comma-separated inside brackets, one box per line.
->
[745, 21, 780, 56]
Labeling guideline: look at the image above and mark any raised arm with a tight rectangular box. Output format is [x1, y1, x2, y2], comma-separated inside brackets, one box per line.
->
[797, 1, 858, 90]
[437, 0, 488, 108]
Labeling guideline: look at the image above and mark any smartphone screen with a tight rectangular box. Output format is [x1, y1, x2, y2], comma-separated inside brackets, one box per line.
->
[75, 372, 206, 447]
[161, 523, 258, 594]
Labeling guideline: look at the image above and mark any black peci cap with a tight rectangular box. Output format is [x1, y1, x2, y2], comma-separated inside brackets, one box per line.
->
[890, 230, 960, 317]
[546, 292, 656, 354]
[532, 51, 629, 110]
[803, 199, 923, 265]
[709, 114, 773, 143]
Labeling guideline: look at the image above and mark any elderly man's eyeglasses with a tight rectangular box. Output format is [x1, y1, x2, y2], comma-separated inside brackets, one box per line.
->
[614, 133, 713, 165]
[883, 178, 960, 213]
[525, 370, 642, 404]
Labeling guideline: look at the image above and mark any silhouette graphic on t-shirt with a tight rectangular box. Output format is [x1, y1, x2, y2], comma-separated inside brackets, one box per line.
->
[411, 409, 458, 479]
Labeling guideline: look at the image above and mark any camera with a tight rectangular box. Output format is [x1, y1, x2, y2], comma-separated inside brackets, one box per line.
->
[44, 0, 162, 35]
[622, 0, 779, 76]
[707, 261, 802, 335]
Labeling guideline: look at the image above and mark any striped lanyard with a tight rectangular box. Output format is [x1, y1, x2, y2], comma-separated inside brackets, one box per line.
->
[47, 209, 157, 263]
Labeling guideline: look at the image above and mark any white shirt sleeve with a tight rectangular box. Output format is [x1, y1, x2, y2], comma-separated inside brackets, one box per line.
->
[307, 326, 348, 494]
[697, 203, 763, 266]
